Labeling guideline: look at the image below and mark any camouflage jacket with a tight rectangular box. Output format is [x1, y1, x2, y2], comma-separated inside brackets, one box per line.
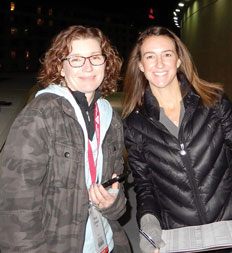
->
[0, 92, 131, 253]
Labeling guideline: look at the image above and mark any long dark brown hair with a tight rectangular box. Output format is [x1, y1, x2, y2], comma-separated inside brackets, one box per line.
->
[37, 25, 122, 97]
[122, 26, 223, 119]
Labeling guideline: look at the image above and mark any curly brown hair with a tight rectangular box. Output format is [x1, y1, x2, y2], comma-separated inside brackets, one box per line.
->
[37, 25, 122, 97]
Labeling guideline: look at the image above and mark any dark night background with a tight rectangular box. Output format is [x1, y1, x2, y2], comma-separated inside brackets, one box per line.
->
[0, 0, 181, 73]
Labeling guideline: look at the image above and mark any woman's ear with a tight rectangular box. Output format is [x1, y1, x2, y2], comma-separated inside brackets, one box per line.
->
[177, 59, 181, 68]
[60, 68, 65, 77]
[138, 62, 144, 72]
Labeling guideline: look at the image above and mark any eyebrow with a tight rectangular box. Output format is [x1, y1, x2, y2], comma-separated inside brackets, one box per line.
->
[143, 49, 175, 57]
[70, 51, 102, 57]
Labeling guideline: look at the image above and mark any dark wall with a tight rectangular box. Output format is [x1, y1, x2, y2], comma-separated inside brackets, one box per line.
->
[181, 0, 232, 98]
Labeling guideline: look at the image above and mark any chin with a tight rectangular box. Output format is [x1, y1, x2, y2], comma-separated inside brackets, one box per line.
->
[153, 83, 167, 88]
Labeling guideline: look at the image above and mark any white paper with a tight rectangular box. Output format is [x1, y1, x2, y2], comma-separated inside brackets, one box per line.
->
[160, 220, 232, 253]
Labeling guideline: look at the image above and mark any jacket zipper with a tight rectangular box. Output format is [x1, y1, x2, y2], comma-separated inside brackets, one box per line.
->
[179, 142, 206, 224]
[178, 105, 207, 224]
[86, 111, 90, 122]
[145, 113, 207, 224]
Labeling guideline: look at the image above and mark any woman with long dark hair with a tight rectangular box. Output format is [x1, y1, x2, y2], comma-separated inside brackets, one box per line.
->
[123, 26, 232, 253]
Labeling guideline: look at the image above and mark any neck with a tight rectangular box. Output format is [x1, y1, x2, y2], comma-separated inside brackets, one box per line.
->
[151, 83, 182, 109]
[85, 92, 95, 106]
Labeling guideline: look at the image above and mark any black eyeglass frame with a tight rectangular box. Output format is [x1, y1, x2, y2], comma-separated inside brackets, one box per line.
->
[61, 54, 107, 68]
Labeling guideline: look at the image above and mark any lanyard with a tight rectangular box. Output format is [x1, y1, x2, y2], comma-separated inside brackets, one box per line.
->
[88, 103, 100, 184]
[67, 87, 100, 184]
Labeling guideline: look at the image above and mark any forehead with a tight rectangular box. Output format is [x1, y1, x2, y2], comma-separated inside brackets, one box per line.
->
[140, 35, 176, 53]
[69, 38, 101, 54]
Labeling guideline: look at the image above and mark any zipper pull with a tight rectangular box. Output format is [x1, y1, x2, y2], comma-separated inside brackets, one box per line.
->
[86, 111, 90, 122]
[180, 143, 186, 156]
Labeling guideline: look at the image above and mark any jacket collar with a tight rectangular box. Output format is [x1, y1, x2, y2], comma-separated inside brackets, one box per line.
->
[140, 72, 200, 120]
[70, 89, 101, 110]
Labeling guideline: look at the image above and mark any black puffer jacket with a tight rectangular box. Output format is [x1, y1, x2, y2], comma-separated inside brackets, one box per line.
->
[124, 74, 232, 230]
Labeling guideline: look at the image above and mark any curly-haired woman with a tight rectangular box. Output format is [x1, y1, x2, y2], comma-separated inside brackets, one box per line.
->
[0, 25, 131, 253]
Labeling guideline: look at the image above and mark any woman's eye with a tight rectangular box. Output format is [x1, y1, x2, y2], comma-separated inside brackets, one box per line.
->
[146, 55, 155, 60]
[72, 57, 82, 62]
[92, 56, 100, 60]
[164, 53, 172, 57]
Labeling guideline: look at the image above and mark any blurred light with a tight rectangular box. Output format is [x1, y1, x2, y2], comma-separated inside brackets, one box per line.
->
[173, 11, 177, 16]
[37, 18, 43, 25]
[25, 50, 30, 59]
[10, 27, 18, 35]
[148, 8, 155, 19]
[175, 9, 181, 12]
[178, 2, 184, 7]
[10, 2, 15, 11]
[173, 17, 178, 20]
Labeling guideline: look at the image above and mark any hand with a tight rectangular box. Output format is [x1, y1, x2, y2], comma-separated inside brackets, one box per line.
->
[139, 214, 165, 253]
[88, 174, 118, 209]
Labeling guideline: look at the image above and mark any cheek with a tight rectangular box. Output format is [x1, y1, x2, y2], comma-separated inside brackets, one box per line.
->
[141, 60, 154, 71]
[63, 66, 79, 77]
[165, 60, 178, 70]
[143, 62, 155, 74]
[98, 71, 105, 84]
[99, 66, 106, 79]
[143, 67, 154, 82]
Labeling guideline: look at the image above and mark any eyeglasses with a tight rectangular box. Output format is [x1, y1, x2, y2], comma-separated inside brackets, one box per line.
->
[62, 54, 107, 68]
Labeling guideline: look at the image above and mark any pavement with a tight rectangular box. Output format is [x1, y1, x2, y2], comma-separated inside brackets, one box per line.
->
[0, 72, 37, 151]
[0, 72, 140, 252]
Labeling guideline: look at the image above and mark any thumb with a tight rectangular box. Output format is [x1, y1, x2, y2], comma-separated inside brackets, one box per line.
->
[111, 173, 119, 190]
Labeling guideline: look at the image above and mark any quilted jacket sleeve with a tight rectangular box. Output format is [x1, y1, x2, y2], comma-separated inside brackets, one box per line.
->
[218, 93, 232, 149]
[0, 104, 49, 252]
[123, 117, 161, 227]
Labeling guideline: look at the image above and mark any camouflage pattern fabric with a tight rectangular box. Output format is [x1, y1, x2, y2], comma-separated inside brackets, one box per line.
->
[0, 93, 131, 253]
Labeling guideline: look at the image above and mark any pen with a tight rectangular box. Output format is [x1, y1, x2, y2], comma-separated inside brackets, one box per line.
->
[101, 170, 131, 188]
[139, 228, 158, 249]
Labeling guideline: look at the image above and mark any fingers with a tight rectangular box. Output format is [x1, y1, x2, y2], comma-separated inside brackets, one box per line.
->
[88, 173, 120, 208]
[89, 184, 117, 209]
[88, 184, 100, 206]
[111, 173, 119, 190]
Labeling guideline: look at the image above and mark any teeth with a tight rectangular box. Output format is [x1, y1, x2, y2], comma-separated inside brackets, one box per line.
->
[154, 72, 167, 76]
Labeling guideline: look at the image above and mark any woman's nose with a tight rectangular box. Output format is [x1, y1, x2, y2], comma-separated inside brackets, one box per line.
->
[156, 56, 164, 68]
[82, 58, 93, 71]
